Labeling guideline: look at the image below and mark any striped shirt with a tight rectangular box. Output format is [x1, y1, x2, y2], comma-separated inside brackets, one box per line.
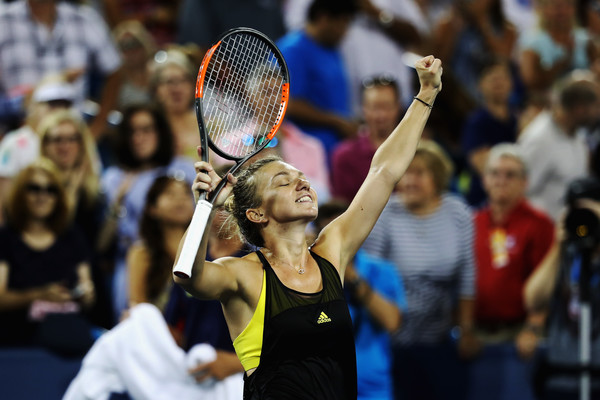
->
[363, 194, 475, 345]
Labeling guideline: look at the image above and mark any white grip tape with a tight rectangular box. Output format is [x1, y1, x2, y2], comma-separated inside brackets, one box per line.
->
[173, 200, 213, 279]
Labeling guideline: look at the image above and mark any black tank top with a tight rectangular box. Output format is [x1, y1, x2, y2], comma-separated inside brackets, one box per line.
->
[243, 250, 357, 400]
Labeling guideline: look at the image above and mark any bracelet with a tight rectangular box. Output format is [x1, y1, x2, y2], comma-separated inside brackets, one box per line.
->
[413, 96, 433, 109]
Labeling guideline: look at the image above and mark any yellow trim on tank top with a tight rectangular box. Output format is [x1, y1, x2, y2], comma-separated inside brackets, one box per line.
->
[233, 270, 266, 371]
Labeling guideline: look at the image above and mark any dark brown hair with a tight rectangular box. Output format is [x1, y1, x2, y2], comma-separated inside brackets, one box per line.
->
[114, 104, 175, 169]
[139, 176, 190, 301]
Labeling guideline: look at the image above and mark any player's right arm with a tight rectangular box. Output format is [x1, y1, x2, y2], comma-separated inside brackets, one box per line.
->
[173, 158, 238, 300]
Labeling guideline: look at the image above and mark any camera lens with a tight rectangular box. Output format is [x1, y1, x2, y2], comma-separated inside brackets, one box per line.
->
[565, 208, 600, 248]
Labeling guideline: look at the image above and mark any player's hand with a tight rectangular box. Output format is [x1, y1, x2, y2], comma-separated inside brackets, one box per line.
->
[192, 146, 237, 206]
[189, 350, 243, 382]
[415, 55, 443, 93]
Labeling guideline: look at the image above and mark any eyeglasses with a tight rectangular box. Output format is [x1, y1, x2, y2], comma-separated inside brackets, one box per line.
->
[44, 135, 81, 145]
[46, 99, 73, 109]
[25, 183, 59, 196]
[362, 74, 398, 90]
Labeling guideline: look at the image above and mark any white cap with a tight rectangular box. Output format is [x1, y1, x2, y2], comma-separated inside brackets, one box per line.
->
[32, 81, 76, 103]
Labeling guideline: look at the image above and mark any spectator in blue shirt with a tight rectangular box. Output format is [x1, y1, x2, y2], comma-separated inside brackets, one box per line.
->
[276, 0, 358, 160]
[314, 200, 405, 400]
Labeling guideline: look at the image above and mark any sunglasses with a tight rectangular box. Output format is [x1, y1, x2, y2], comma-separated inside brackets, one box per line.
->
[25, 183, 59, 195]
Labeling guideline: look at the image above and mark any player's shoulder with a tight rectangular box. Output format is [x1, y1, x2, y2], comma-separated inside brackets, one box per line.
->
[215, 251, 263, 274]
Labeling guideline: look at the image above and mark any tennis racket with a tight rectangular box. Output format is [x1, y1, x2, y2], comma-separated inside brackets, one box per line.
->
[173, 27, 290, 279]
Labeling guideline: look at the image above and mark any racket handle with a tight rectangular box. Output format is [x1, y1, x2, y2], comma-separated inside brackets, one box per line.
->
[173, 200, 214, 279]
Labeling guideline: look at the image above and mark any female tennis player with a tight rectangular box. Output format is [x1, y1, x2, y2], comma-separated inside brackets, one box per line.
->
[174, 55, 442, 400]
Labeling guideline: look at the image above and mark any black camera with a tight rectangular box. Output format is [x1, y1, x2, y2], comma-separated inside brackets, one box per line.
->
[564, 177, 600, 250]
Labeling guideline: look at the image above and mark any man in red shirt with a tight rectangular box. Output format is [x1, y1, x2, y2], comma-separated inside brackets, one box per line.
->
[468, 143, 555, 398]
[474, 143, 554, 355]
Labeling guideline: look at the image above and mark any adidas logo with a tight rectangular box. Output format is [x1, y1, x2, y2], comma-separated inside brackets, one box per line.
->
[317, 311, 331, 324]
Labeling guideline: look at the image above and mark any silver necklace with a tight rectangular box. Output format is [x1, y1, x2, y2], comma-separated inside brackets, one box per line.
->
[265, 250, 308, 275]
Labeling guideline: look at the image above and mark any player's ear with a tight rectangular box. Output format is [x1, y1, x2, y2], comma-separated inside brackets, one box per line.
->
[246, 208, 267, 223]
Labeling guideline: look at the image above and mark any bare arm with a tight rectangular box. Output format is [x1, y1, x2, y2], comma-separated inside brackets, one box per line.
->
[345, 265, 402, 333]
[127, 244, 151, 306]
[432, 16, 462, 64]
[476, 21, 517, 59]
[469, 147, 490, 177]
[75, 262, 95, 308]
[456, 297, 480, 359]
[173, 159, 240, 301]
[316, 56, 443, 271]
[89, 70, 120, 139]
[519, 49, 572, 90]
[523, 239, 561, 311]
[357, 0, 422, 48]
[0, 177, 10, 226]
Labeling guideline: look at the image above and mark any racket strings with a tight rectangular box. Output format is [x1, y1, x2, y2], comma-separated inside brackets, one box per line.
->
[202, 33, 285, 158]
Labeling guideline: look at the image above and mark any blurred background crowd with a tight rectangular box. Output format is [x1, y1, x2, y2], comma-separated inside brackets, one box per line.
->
[1, 0, 600, 399]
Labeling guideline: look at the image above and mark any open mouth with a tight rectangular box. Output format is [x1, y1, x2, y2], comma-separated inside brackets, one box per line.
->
[296, 195, 312, 203]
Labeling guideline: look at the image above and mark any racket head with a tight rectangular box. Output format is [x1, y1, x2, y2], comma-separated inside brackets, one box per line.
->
[195, 27, 290, 162]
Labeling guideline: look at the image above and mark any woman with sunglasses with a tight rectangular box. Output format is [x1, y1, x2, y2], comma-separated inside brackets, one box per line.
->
[0, 159, 95, 346]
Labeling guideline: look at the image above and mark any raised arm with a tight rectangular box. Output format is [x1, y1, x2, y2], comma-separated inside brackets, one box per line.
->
[173, 158, 239, 301]
[317, 56, 442, 269]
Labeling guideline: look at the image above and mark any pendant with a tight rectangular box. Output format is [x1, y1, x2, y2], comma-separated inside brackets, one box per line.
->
[297, 267, 305, 275]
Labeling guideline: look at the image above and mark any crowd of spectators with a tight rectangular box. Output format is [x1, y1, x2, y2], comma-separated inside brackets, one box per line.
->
[1, 0, 600, 399]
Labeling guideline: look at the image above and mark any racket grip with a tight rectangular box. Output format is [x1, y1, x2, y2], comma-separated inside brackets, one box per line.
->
[173, 200, 214, 279]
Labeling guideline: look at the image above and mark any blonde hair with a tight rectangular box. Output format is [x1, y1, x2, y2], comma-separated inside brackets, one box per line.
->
[413, 140, 454, 194]
[112, 19, 157, 57]
[37, 110, 101, 206]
